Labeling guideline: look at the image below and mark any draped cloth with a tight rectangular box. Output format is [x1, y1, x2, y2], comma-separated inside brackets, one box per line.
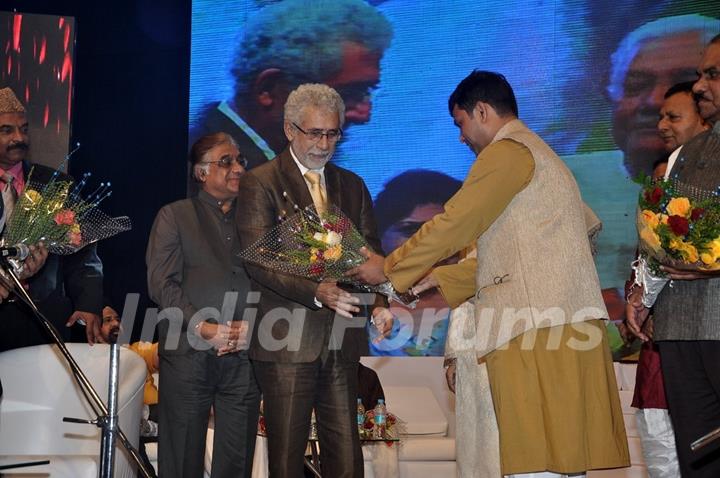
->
[446, 300, 502, 478]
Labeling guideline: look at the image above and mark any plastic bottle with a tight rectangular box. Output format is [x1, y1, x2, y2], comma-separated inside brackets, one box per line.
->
[357, 398, 366, 436]
[373, 398, 386, 439]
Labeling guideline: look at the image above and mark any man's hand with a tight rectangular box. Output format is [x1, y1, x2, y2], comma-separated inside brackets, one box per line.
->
[344, 247, 387, 285]
[660, 264, 720, 280]
[197, 320, 249, 355]
[316, 281, 361, 318]
[18, 243, 48, 280]
[625, 287, 651, 342]
[411, 273, 439, 296]
[67, 311, 104, 345]
[215, 321, 249, 356]
[0, 243, 48, 303]
[444, 359, 457, 393]
[370, 307, 394, 343]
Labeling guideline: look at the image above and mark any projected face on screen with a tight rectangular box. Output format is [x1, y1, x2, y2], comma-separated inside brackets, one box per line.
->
[189, 0, 392, 170]
[609, 25, 708, 177]
[190, 0, 720, 356]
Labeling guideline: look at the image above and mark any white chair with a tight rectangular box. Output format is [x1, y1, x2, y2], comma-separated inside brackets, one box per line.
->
[0, 344, 146, 477]
[361, 357, 457, 478]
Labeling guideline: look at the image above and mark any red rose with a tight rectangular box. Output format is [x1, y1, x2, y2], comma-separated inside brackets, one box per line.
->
[309, 263, 325, 276]
[644, 186, 663, 205]
[667, 215, 690, 236]
[338, 218, 351, 233]
[690, 208, 705, 221]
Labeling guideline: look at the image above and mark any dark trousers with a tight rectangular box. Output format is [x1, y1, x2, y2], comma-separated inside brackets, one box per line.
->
[253, 351, 363, 478]
[658, 341, 720, 477]
[158, 351, 260, 478]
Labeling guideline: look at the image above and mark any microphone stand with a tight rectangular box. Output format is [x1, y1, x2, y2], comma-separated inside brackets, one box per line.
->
[99, 335, 120, 477]
[0, 257, 155, 478]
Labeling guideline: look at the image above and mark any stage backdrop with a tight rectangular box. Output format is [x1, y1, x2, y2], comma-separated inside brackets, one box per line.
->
[0, 11, 75, 168]
[189, 0, 719, 356]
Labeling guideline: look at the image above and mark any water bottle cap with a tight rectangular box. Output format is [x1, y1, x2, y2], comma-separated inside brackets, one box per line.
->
[358, 398, 362, 403]
[378, 399, 384, 404]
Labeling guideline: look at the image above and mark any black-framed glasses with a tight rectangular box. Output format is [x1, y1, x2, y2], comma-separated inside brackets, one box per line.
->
[292, 122, 343, 143]
[201, 154, 248, 169]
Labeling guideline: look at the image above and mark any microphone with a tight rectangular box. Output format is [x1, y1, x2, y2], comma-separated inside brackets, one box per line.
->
[0, 244, 30, 261]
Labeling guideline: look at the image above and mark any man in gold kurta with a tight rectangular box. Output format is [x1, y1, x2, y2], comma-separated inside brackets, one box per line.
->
[348, 70, 629, 477]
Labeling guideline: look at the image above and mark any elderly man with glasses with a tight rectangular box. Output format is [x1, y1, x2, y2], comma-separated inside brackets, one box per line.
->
[146, 132, 260, 477]
[236, 83, 389, 478]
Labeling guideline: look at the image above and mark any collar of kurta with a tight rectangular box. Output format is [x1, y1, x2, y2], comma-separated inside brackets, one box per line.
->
[197, 188, 235, 213]
[490, 118, 526, 146]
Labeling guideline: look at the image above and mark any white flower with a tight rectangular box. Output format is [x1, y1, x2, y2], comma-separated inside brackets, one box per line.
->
[313, 232, 325, 241]
[325, 231, 342, 246]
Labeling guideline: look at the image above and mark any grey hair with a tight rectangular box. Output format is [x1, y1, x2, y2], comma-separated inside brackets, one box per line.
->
[607, 14, 720, 102]
[230, 0, 392, 101]
[284, 83, 346, 128]
[190, 132, 239, 182]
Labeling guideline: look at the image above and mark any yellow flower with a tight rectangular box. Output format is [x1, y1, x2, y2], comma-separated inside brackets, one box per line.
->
[666, 197, 692, 217]
[23, 189, 42, 204]
[70, 223, 81, 234]
[324, 245, 343, 261]
[669, 238, 699, 263]
[700, 239, 720, 266]
[640, 209, 660, 229]
[639, 227, 662, 253]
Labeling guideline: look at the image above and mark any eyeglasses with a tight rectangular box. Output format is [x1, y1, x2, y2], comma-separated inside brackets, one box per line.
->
[292, 122, 343, 143]
[201, 155, 248, 169]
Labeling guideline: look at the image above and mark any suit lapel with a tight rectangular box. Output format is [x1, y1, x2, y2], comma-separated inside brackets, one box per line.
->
[325, 164, 343, 211]
[276, 149, 314, 211]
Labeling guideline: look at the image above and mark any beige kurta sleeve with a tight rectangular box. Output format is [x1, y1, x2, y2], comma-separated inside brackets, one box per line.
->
[432, 258, 477, 308]
[384, 138, 535, 293]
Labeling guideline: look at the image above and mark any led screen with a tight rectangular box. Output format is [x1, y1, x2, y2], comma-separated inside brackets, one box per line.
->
[190, 0, 719, 356]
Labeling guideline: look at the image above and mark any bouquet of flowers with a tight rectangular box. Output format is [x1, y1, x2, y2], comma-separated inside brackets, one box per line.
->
[239, 204, 418, 307]
[633, 175, 720, 306]
[2, 167, 131, 256]
[240, 204, 368, 280]
[360, 409, 403, 441]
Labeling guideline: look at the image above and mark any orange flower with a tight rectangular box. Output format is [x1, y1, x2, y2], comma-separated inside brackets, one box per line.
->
[666, 197, 691, 218]
[640, 209, 660, 229]
[68, 231, 82, 246]
[54, 209, 76, 226]
[324, 245, 343, 261]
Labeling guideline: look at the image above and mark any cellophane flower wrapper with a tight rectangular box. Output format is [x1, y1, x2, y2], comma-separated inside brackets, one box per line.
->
[631, 256, 669, 308]
[2, 167, 131, 255]
[634, 176, 720, 305]
[239, 204, 373, 285]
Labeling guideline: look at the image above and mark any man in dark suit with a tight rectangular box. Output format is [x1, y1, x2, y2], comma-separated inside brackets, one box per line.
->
[236, 84, 387, 477]
[0, 87, 104, 353]
[147, 132, 260, 477]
